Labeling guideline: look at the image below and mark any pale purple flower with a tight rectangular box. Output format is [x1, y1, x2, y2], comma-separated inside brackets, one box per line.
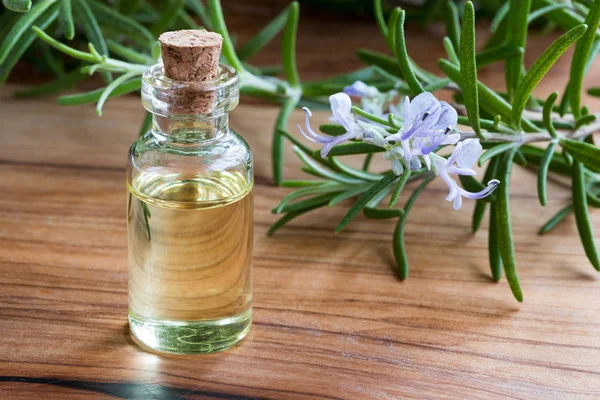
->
[344, 81, 380, 98]
[384, 92, 459, 170]
[386, 92, 459, 146]
[434, 139, 500, 210]
[299, 93, 365, 157]
[344, 80, 397, 119]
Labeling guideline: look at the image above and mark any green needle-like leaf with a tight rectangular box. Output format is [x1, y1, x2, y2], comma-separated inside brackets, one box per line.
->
[512, 24, 587, 129]
[364, 207, 404, 219]
[330, 158, 382, 182]
[386, 7, 401, 54]
[73, 0, 105, 56]
[575, 114, 597, 128]
[176, 9, 200, 29]
[58, 0, 74, 40]
[514, 149, 528, 167]
[543, 91, 559, 138]
[374, 0, 388, 39]
[572, 160, 600, 270]
[439, 59, 539, 132]
[533, 0, 596, 37]
[393, 177, 434, 280]
[96, 71, 138, 116]
[528, 3, 569, 24]
[206, 0, 244, 71]
[560, 138, 600, 172]
[319, 124, 347, 136]
[587, 189, 600, 208]
[0, 7, 58, 84]
[395, 9, 424, 96]
[57, 77, 141, 105]
[521, 145, 572, 176]
[32, 26, 98, 63]
[282, 1, 300, 88]
[490, 1, 509, 33]
[184, 0, 210, 29]
[87, 0, 155, 47]
[0, 0, 57, 65]
[495, 148, 523, 302]
[321, 142, 386, 157]
[475, 45, 523, 69]
[283, 192, 345, 214]
[150, 0, 184, 36]
[443, 37, 459, 65]
[352, 106, 392, 127]
[268, 193, 338, 236]
[588, 87, 600, 97]
[478, 143, 517, 167]
[488, 192, 502, 282]
[0, 10, 19, 40]
[274, 183, 349, 214]
[569, 0, 600, 119]
[279, 129, 336, 170]
[281, 180, 329, 188]
[273, 97, 299, 185]
[537, 142, 557, 207]
[460, 1, 483, 139]
[539, 203, 574, 235]
[335, 173, 398, 232]
[388, 169, 411, 208]
[357, 49, 402, 77]
[328, 185, 371, 207]
[488, 195, 502, 282]
[445, 0, 460, 51]
[558, 81, 572, 117]
[3, 0, 31, 12]
[367, 179, 395, 208]
[107, 40, 153, 64]
[488, 203, 502, 282]
[363, 153, 374, 171]
[423, 77, 451, 92]
[296, 148, 362, 185]
[237, 5, 289, 61]
[458, 115, 497, 131]
[505, 0, 532, 100]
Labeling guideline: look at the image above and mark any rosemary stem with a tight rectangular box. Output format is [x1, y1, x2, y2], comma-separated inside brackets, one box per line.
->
[571, 118, 600, 139]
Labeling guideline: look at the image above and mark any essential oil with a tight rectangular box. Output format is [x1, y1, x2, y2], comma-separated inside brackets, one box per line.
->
[127, 30, 253, 354]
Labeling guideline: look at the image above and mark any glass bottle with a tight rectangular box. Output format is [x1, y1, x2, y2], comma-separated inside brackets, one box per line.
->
[126, 63, 253, 354]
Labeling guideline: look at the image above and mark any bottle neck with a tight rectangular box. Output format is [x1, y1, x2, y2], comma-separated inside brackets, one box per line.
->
[152, 113, 229, 143]
[141, 63, 240, 144]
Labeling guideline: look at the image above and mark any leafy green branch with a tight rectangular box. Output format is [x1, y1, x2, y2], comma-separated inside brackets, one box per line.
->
[270, 0, 600, 302]
[2, 0, 600, 302]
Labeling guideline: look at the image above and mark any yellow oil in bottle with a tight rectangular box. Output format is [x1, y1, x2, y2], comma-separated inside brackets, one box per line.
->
[127, 170, 252, 354]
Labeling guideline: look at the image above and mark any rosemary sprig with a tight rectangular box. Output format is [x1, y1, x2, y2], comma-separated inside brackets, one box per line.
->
[2, 0, 600, 302]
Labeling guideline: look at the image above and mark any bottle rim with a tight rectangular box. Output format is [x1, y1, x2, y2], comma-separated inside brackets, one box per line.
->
[142, 63, 240, 118]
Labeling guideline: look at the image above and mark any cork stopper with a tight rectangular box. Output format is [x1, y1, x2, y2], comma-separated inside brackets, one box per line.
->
[159, 30, 223, 82]
[158, 30, 223, 116]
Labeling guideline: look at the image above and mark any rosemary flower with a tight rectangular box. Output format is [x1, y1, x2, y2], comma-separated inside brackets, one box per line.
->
[432, 139, 500, 210]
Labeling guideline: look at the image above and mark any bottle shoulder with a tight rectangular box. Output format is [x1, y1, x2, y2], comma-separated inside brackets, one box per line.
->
[129, 130, 253, 163]
[127, 129, 253, 199]
[130, 129, 251, 159]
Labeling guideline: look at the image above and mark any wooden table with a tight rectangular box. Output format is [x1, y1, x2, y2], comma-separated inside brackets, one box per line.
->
[1, 17, 600, 400]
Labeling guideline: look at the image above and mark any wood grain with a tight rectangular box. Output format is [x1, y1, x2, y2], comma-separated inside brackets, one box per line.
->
[1, 16, 600, 400]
